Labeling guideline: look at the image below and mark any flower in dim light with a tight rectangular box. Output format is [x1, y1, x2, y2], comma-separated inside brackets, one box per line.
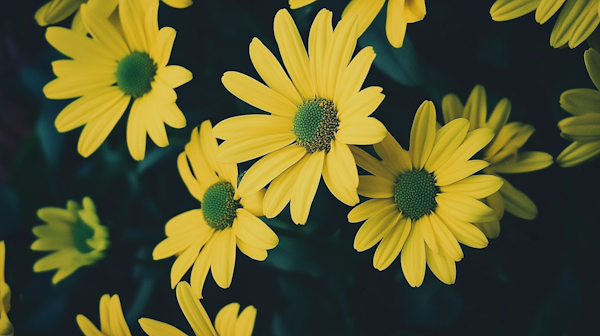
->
[558, 48, 600, 167]
[35, 0, 193, 34]
[490, 0, 600, 48]
[0, 242, 13, 336]
[139, 281, 256, 336]
[43, 0, 193, 160]
[215, 9, 387, 224]
[441, 85, 553, 238]
[76, 294, 131, 336]
[153, 121, 278, 299]
[348, 101, 502, 287]
[289, 0, 426, 48]
[32, 197, 109, 284]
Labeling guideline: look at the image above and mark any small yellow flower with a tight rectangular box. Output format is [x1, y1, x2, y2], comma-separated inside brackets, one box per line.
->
[289, 0, 426, 48]
[0, 242, 13, 336]
[441, 85, 553, 238]
[76, 294, 131, 336]
[558, 48, 600, 167]
[32, 197, 109, 284]
[153, 121, 278, 299]
[349, 101, 502, 287]
[490, 0, 600, 48]
[139, 281, 256, 336]
[43, 0, 193, 160]
[215, 9, 387, 224]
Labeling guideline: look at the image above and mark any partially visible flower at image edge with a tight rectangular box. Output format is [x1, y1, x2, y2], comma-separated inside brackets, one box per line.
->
[76, 294, 132, 336]
[32, 197, 109, 284]
[139, 281, 256, 336]
[490, 0, 600, 48]
[215, 8, 387, 224]
[348, 101, 502, 287]
[558, 48, 600, 167]
[289, 0, 426, 48]
[43, 0, 193, 160]
[35, 0, 193, 34]
[0, 242, 13, 336]
[153, 121, 278, 299]
[441, 85, 553, 238]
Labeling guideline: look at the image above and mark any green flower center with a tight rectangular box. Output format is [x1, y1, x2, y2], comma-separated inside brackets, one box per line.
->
[202, 181, 241, 230]
[116, 51, 157, 98]
[293, 99, 339, 153]
[72, 219, 95, 254]
[393, 169, 439, 221]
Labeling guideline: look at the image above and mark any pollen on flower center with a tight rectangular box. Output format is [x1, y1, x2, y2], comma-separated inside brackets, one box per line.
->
[72, 219, 95, 254]
[393, 169, 440, 221]
[202, 181, 241, 230]
[293, 99, 339, 153]
[116, 51, 157, 98]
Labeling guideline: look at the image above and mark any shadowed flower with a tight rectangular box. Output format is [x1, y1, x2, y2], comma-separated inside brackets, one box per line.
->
[76, 294, 131, 336]
[43, 0, 193, 160]
[139, 281, 256, 336]
[441, 85, 553, 238]
[153, 121, 278, 299]
[558, 48, 600, 167]
[348, 101, 502, 287]
[490, 0, 600, 48]
[0, 242, 13, 336]
[289, 0, 426, 48]
[32, 197, 109, 284]
[215, 9, 387, 224]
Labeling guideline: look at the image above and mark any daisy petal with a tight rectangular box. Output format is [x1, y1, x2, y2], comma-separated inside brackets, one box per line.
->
[153, 227, 207, 260]
[325, 13, 358, 98]
[374, 132, 412, 175]
[290, 151, 325, 224]
[490, 0, 540, 21]
[441, 94, 464, 123]
[126, 96, 148, 161]
[409, 101, 437, 169]
[424, 118, 470, 172]
[190, 242, 213, 299]
[354, 203, 400, 252]
[499, 179, 538, 219]
[76, 315, 104, 336]
[155, 27, 176, 68]
[560, 88, 600, 116]
[336, 117, 387, 145]
[177, 153, 203, 201]
[237, 238, 267, 261]
[334, 47, 376, 108]
[158, 65, 193, 89]
[464, 85, 487, 131]
[491, 151, 553, 173]
[108, 296, 131, 336]
[419, 216, 438, 254]
[235, 306, 258, 336]
[440, 175, 504, 199]
[558, 113, 600, 141]
[170, 240, 207, 289]
[263, 153, 309, 218]
[139, 318, 188, 336]
[487, 98, 512, 136]
[373, 217, 410, 270]
[240, 189, 265, 217]
[557, 140, 600, 167]
[342, 0, 386, 36]
[357, 175, 394, 198]
[289, 0, 317, 9]
[436, 193, 497, 223]
[429, 212, 463, 261]
[435, 208, 489, 249]
[386, 0, 408, 48]
[400, 221, 426, 287]
[337, 86, 385, 120]
[165, 209, 208, 236]
[210, 229, 237, 288]
[322, 140, 359, 205]
[213, 115, 294, 140]
[425, 245, 456, 285]
[215, 303, 238, 336]
[161, 0, 193, 8]
[198, 121, 238, 186]
[309, 9, 333, 98]
[43, 73, 117, 100]
[434, 128, 494, 176]
[45, 26, 114, 62]
[348, 198, 395, 223]
[349, 145, 397, 181]
[81, 3, 129, 59]
[234, 209, 279, 249]
[119, 0, 147, 52]
[217, 133, 297, 164]
[473, 219, 501, 239]
[176, 282, 218, 335]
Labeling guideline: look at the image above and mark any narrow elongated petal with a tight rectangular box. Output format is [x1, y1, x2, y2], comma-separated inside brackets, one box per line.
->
[435, 160, 489, 187]
[35, 0, 84, 26]
[419, 216, 438, 254]
[239, 189, 265, 217]
[234, 209, 278, 249]
[464, 85, 487, 131]
[55, 86, 125, 132]
[237, 238, 267, 261]
[585, 48, 600, 91]
[325, 14, 358, 98]
[176, 282, 218, 336]
[119, 0, 147, 52]
[348, 198, 395, 223]
[290, 151, 325, 224]
[336, 117, 387, 145]
[342, 0, 386, 36]
[157, 65, 193, 89]
[487, 98, 511, 136]
[198, 121, 237, 186]
[308, 9, 333, 98]
[215, 303, 238, 336]
[386, 0, 408, 48]
[424, 118, 470, 172]
[441, 94, 464, 123]
[490, 0, 540, 21]
[560, 88, 600, 116]
[126, 97, 148, 161]
[139, 318, 188, 336]
[177, 153, 203, 201]
[77, 315, 104, 336]
[210, 229, 237, 289]
[217, 133, 296, 164]
[334, 47, 376, 108]
[409, 101, 437, 169]
[374, 132, 412, 175]
[436, 193, 497, 223]
[373, 217, 410, 270]
[536, 0, 566, 24]
[434, 128, 494, 176]
[155, 27, 176, 68]
[45, 26, 115, 62]
[491, 151, 553, 173]
[557, 140, 600, 167]
[404, 0, 427, 22]
[400, 221, 426, 287]
[235, 306, 257, 336]
[322, 140, 359, 205]
[44, 73, 117, 100]
[165, 209, 208, 236]
[425, 245, 456, 285]
[337, 86, 385, 120]
[354, 204, 400, 251]
[190, 241, 213, 299]
[81, 4, 129, 59]
[559, 113, 600, 141]
[357, 175, 394, 198]
[435, 208, 489, 249]
[429, 212, 463, 261]
[213, 115, 294, 141]
[170, 240, 206, 289]
[350, 146, 397, 181]
[263, 153, 309, 218]
[499, 179, 538, 219]
[78, 94, 130, 157]
[440, 175, 504, 199]
[289, 0, 317, 9]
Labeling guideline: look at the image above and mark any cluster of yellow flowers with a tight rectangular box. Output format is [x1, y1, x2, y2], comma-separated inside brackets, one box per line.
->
[0, 0, 596, 334]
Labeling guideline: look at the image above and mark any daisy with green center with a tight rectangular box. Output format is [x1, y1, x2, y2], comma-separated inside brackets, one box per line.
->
[43, 0, 193, 160]
[214, 9, 387, 225]
[153, 121, 278, 299]
[441, 85, 553, 238]
[32, 197, 109, 284]
[76, 294, 132, 336]
[139, 281, 256, 336]
[348, 101, 503, 287]
[490, 0, 600, 48]
[558, 48, 600, 167]
[0, 242, 13, 336]
[35, 0, 193, 34]
[289, 0, 426, 48]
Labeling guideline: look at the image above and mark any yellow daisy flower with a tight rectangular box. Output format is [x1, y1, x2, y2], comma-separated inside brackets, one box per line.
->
[35, 0, 193, 34]
[558, 48, 600, 167]
[76, 294, 132, 336]
[153, 121, 278, 299]
[43, 0, 193, 161]
[490, 0, 600, 48]
[441, 85, 553, 238]
[139, 281, 256, 336]
[214, 9, 387, 225]
[289, 0, 426, 48]
[0, 242, 13, 336]
[32, 197, 110, 284]
[348, 101, 502, 287]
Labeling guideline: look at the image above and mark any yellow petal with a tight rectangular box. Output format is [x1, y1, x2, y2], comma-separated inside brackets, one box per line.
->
[568, 1, 600, 48]
[76, 315, 104, 336]
[322, 140, 359, 205]
[436, 159, 489, 187]
[373, 217, 410, 270]
[176, 281, 218, 335]
[217, 133, 296, 164]
[487, 98, 511, 137]
[234, 209, 279, 249]
[289, 0, 318, 9]
[213, 115, 294, 140]
[190, 240, 213, 299]
[138, 318, 188, 336]
[560, 88, 600, 116]
[155, 27, 176, 68]
[55, 86, 125, 132]
[409, 101, 437, 169]
[464, 85, 487, 131]
[240, 189, 265, 217]
[337, 86, 385, 120]
[550, 0, 598, 48]
[215, 303, 238, 336]
[163, 102, 186, 129]
[336, 117, 387, 145]
[473, 219, 501, 239]
[221, 72, 298, 117]
[434, 128, 494, 176]
[81, 3, 129, 59]
[119, 0, 148, 52]
[557, 140, 600, 167]
[342, 0, 386, 36]
[429, 212, 463, 261]
[440, 175, 504, 199]
[424, 118, 470, 172]
[43, 73, 117, 100]
[290, 151, 325, 224]
[144, 91, 170, 148]
[157, 65, 193, 89]
[386, 0, 408, 48]
[263, 154, 310, 218]
[334, 47, 376, 108]
[170, 239, 206, 289]
[436, 193, 497, 223]
[35, 0, 84, 26]
[162, 0, 193, 8]
[498, 179, 538, 219]
[126, 97, 148, 161]
[349, 145, 397, 181]
[536, 0, 566, 23]
[348, 198, 395, 223]
[357, 175, 394, 198]
[309, 9, 333, 98]
[404, 0, 427, 23]
[435, 208, 489, 249]
[108, 295, 131, 336]
[585, 48, 600, 91]
[186, 123, 219, 189]
[400, 221, 426, 287]
[210, 229, 237, 288]
[45, 26, 114, 62]
[374, 131, 412, 175]
[354, 203, 400, 251]
[153, 227, 208, 260]
[50, 59, 117, 79]
[425, 245, 456, 285]
[165, 209, 208, 237]
[250, 38, 303, 105]
[198, 121, 238, 187]
[490, 151, 553, 173]
[490, 0, 540, 21]
[236, 238, 267, 261]
[419, 216, 438, 254]
[559, 113, 600, 141]
[235, 306, 257, 336]
[325, 13, 358, 98]
[177, 153, 203, 201]
[441, 93, 464, 123]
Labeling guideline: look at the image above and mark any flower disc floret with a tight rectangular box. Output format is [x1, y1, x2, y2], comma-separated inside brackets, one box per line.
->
[394, 169, 439, 221]
[293, 99, 339, 153]
[116, 51, 157, 98]
[202, 181, 240, 230]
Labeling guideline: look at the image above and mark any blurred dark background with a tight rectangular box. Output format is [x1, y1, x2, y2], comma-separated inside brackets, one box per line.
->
[0, 0, 598, 335]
